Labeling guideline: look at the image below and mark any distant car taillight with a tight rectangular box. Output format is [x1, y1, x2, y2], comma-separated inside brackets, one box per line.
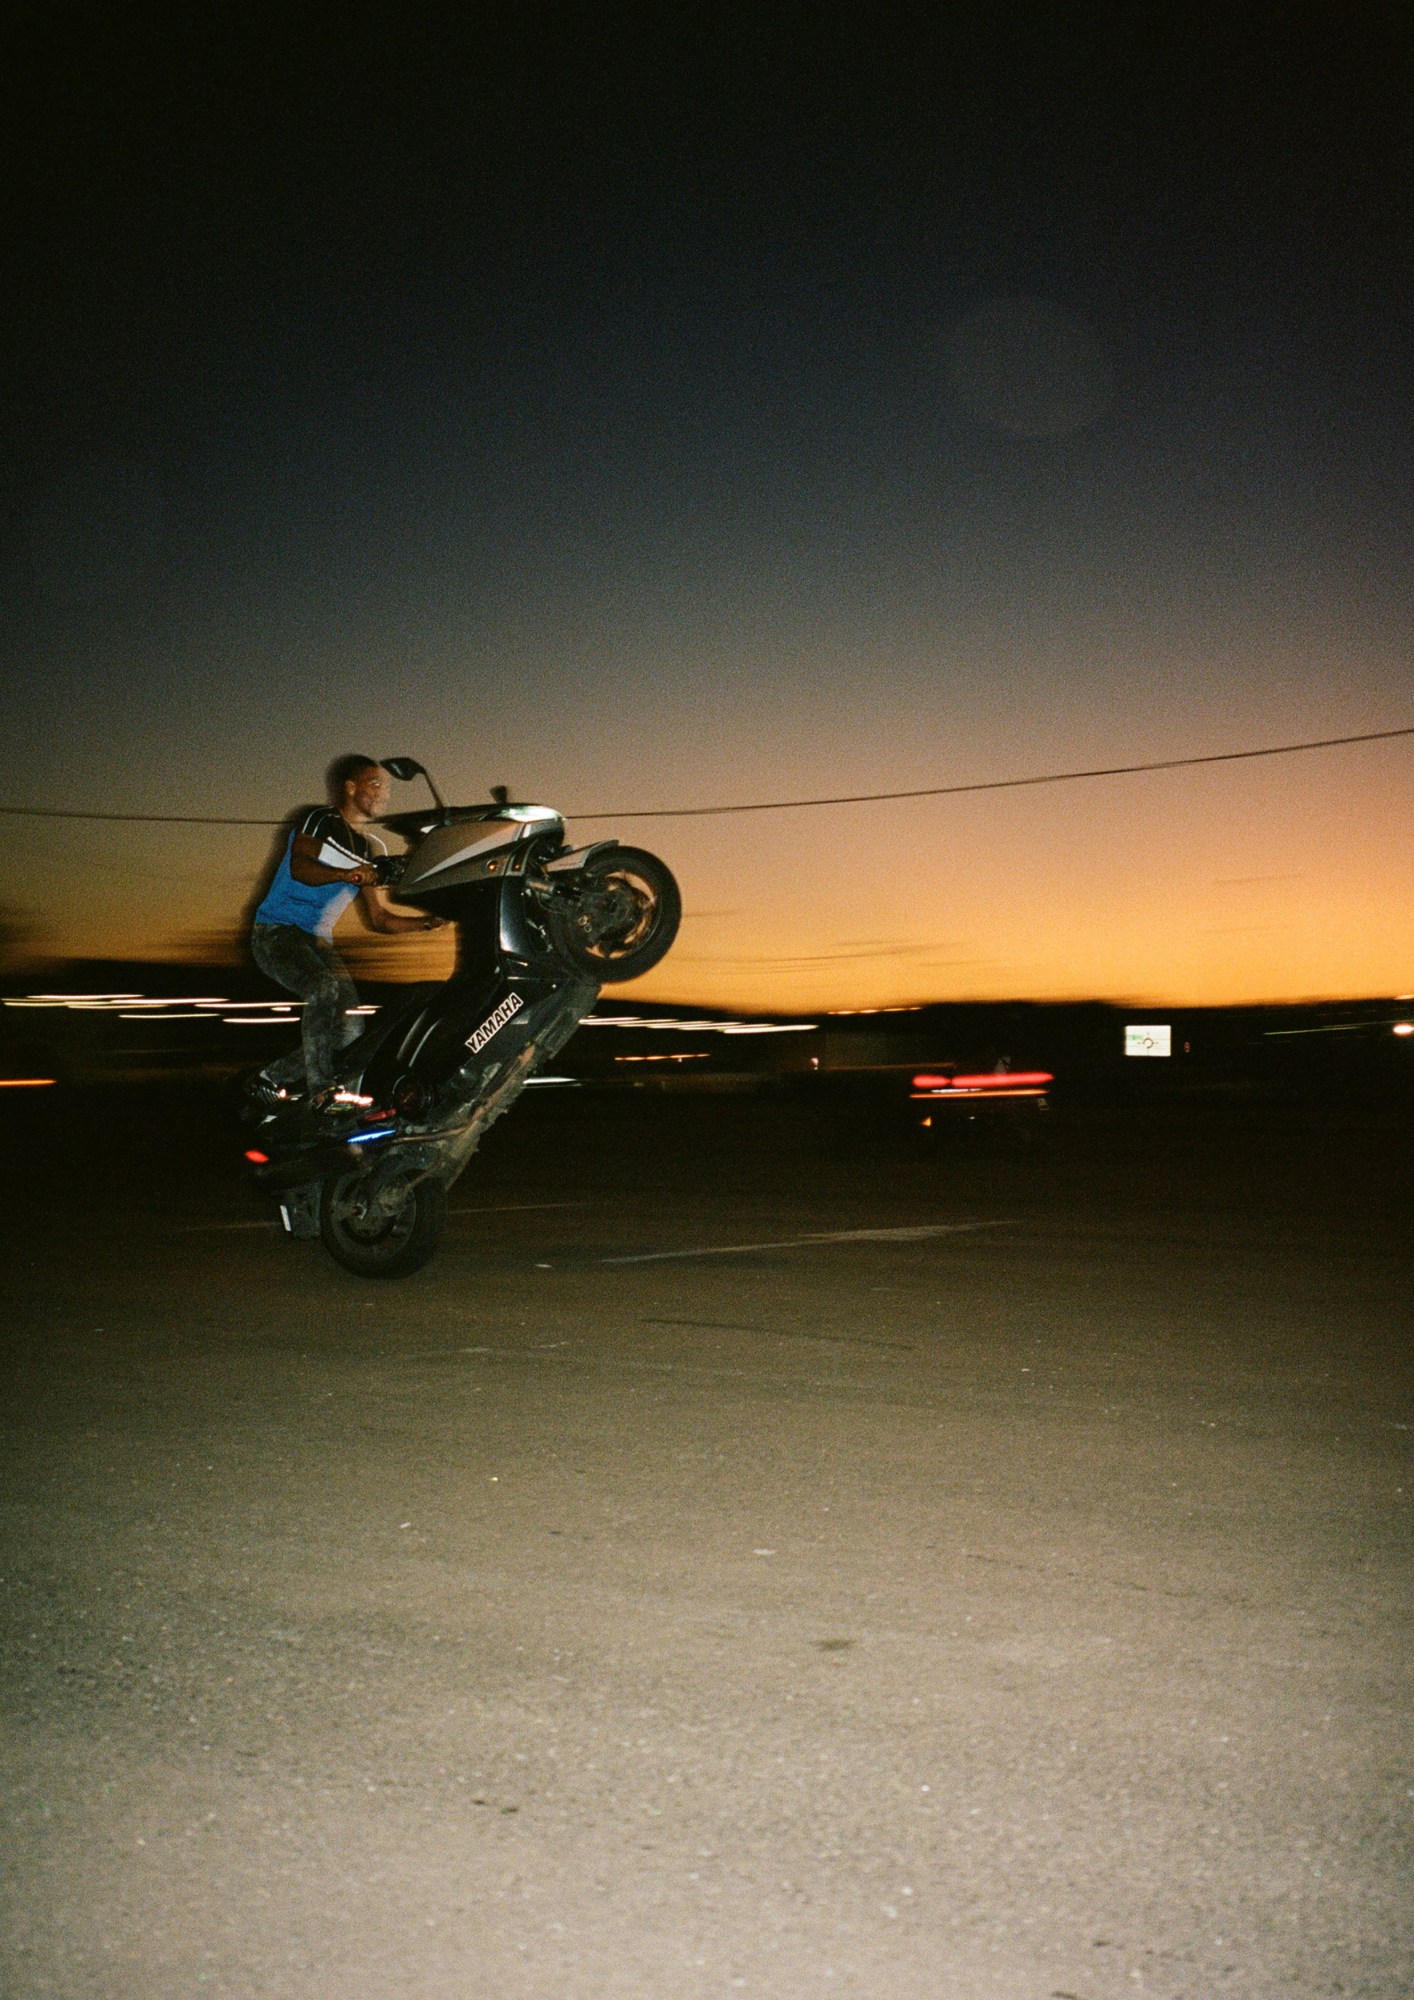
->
[911, 1071, 1053, 1097]
[948, 1071, 1052, 1090]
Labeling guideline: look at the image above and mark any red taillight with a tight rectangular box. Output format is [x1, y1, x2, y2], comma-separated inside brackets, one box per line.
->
[950, 1071, 1053, 1090]
[244, 1148, 269, 1164]
[392, 1076, 425, 1116]
[912, 1070, 1054, 1092]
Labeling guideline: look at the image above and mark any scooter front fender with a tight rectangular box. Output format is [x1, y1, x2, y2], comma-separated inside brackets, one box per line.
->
[541, 840, 618, 876]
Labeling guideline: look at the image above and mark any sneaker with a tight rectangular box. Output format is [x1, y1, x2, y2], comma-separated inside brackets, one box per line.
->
[244, 1071, 299, 1112]
[306, 1085, 375, 1120]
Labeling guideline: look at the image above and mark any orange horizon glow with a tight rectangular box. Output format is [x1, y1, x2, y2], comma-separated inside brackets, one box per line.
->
[6, 730, 1409, 1012]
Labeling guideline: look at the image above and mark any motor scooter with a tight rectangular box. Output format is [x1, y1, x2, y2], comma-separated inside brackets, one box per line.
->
[242, 758, 679, 1277]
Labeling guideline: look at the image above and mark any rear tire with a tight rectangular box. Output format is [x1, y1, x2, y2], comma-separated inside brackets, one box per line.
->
[319, 1170, 447, 1279]
[548, 846, 681, 980]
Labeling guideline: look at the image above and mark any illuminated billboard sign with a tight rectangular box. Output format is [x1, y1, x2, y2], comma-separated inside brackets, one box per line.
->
[1124, 1024, 1172, 1058]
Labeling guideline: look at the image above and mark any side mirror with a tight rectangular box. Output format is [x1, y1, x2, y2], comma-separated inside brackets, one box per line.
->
[381, 756, 445, 807]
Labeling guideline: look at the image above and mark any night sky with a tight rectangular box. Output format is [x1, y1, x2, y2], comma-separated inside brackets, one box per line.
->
[4, 3, 1410, 1006]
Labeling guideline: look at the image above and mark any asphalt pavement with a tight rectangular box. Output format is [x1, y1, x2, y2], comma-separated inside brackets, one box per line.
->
[1, 1088, 1410, 1998]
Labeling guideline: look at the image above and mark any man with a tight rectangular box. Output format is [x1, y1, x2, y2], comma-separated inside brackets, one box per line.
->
[250, 754, 442, 1105]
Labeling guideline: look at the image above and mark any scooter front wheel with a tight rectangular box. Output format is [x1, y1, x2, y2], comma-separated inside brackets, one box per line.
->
[319, 1169, 447, 1279]
[548, 845, 681, 980]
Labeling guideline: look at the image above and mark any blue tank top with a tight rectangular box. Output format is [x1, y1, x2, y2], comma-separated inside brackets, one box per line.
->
[254, 807, 384, 941]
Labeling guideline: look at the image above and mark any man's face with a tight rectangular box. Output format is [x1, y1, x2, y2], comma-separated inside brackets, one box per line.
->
[344, 764, 390, 819]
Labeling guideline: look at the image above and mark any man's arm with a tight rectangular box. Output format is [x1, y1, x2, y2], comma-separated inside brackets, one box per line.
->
[288, 832, 377, 889]
[358, 884, 444, 934]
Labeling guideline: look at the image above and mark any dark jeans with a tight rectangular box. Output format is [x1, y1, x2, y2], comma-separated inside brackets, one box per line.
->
[250, 924, 360, 1093]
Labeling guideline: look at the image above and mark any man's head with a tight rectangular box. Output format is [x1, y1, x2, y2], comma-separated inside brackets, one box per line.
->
[327, 754, 389, 822]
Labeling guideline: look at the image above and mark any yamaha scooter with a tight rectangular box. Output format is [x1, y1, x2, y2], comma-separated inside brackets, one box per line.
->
[242, 758, 679, 1277]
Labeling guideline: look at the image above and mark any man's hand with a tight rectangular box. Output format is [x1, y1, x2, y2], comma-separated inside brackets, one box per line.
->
[347, 865, 378, 886]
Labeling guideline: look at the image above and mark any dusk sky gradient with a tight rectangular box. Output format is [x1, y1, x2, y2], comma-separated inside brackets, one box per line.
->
[4, 3, 1410, 1006]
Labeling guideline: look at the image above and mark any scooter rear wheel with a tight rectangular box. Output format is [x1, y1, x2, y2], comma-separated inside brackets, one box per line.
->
[318, 1169, 447, 1279]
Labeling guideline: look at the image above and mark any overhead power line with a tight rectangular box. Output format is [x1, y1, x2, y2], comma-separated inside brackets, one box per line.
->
[0, 725, 1409, 828]
[572, 725, 1414, 821]
[0, 805, 278, 826]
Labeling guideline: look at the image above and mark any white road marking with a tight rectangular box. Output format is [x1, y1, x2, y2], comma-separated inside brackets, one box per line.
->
[643, 1315, 916, 1352]
[602, 1221, 1018, 1265]
[171, 1219, 281, 1232]
[392, 1346, 757, 1380]
[175, 1200, 590, 1234]
[384, 1346, 936, 1392]
[450, 1201, 591, 1216]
